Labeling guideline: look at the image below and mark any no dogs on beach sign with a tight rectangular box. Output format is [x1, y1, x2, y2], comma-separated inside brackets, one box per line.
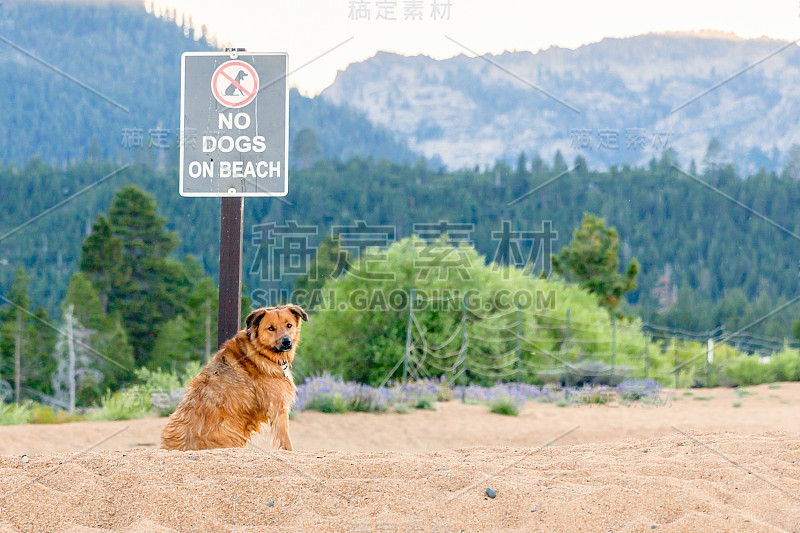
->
[180, 52, 288, 197]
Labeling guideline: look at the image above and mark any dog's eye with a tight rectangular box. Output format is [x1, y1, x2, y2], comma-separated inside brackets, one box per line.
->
[286, 323, 292, 328]
[267, 326, 275, 332]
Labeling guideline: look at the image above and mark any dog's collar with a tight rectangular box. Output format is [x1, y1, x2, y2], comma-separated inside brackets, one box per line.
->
[281, 360, 290, 378]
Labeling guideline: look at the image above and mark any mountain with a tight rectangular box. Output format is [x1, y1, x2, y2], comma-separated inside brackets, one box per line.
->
[7, 2, 794, 174]
[289, 89, 418, 166]
[0, 0, 415, 166]
[322, 33, 800, 172]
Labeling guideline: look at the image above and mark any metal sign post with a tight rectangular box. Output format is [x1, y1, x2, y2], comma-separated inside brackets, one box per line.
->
[218, 196, 244, 347]
[180, 48, 289, 347]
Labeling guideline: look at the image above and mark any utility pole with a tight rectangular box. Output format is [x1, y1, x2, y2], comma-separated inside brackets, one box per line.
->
[611, 313, 617, 372]
[67, 304, 76, 413]
[459, 294, 468, 389]
[673, 339, 679, 389]
[14, 311, 21, 404]
[643, 332, 648, 380]
[515, 303, 522, 383]
[403, 288, 415, 383]
[706, 336, 714, 389]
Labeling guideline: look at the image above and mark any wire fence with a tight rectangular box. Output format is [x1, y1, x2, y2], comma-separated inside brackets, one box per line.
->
[389, 290, 800, 389]
[5, 289, 798, 406]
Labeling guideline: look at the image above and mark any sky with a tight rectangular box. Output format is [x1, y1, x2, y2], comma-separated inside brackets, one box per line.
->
[152, 0, 799, 95]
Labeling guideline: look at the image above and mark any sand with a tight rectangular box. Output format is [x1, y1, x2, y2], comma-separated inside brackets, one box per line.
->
[0, 383, 798, 532]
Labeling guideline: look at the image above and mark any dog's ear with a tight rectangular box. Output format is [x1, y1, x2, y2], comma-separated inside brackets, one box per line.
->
[245, 308, 267, 332]
[286, 304, 309, 322]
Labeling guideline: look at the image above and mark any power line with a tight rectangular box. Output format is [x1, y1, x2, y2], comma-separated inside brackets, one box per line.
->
[396, 289, 795, 385]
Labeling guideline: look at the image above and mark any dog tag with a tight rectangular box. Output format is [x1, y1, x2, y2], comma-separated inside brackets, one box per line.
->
[283, 367, 290, 378]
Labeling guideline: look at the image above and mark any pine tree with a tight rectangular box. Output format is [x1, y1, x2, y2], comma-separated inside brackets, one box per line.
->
[25, 306, 56, 395]
[551, 213, 640, 311]
[61, 272, 135, 395]
[6, 267, 30, 403]
[80, 186, 191, 365]
[783, 144, 800, 181]
[80, 216, 125, 313]
[149, 315, 193, 371]
[181, 256, 218, 362]
[552, 150, 567, 173]
[0, 268, 55, 401]
[703, 138, 723, 176]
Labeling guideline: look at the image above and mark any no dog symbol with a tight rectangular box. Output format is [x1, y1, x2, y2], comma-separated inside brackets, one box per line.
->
[211, 60, 259, 108]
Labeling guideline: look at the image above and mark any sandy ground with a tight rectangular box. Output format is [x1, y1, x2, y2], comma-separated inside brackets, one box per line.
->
[0, 384, 798, 532]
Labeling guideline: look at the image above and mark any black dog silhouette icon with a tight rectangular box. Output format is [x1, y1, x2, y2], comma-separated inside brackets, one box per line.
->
[224, 70, 249, 96]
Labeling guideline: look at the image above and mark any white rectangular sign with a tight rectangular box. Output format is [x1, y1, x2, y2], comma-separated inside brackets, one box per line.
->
[180, 52, 289, 197]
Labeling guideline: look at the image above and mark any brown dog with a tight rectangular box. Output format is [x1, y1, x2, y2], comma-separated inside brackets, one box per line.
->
[161, 304, 308, 451]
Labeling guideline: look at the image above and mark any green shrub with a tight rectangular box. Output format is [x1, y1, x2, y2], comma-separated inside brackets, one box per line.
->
[135, 361, 202, 392]
[89, 389, 150, 421]
[489, 399, 520, 416]
[0, 401, 34, 425]
[0, 402, 86, 425]
[435, 382, 454, 402]
[349, 395, 388, 413]
[76, 374, 103, 409]
[30, 404, 84, 424]
[304, 394, 349, 414]
[134, 361, 204, 417]
[768, 350, 800, 382]
[135, 367, 182, 393]
[578, 389, 613, 404]
[415, 396, 436, 410]
[30, 404, 58, 424]
[393, 403, 411, 414]
[718, 349, 800, 387]
[725, 356, 772, 386]
[299, 237, 648, 387]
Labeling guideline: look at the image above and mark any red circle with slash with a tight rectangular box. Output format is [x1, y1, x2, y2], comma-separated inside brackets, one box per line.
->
[211, 60, 259, 108]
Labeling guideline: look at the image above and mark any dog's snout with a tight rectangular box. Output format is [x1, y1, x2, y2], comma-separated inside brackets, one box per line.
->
[281, 337, 292, 348]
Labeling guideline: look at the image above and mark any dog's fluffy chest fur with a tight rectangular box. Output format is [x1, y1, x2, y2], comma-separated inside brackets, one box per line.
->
[206, 337, 296, 412]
